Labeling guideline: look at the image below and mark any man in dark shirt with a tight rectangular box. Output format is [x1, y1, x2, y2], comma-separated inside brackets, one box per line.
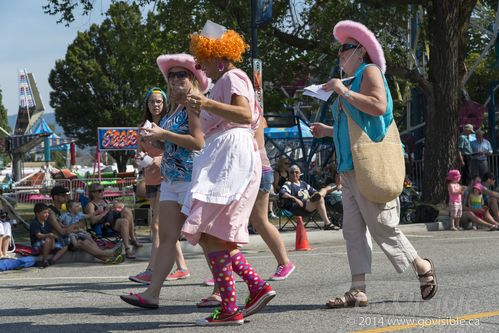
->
[279, 165, 339, 230]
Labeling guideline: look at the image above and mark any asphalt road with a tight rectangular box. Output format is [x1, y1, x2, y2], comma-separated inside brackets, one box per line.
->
[1, 230, 498, 333]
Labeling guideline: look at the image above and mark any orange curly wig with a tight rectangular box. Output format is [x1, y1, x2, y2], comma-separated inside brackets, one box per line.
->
[189, 30, 249, 63]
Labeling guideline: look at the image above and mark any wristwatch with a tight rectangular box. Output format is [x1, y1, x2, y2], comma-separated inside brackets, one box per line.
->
[343, 89, 352, 98]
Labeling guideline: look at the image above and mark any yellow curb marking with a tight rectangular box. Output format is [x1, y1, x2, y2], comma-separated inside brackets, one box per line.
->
[352, 310, 499, 332]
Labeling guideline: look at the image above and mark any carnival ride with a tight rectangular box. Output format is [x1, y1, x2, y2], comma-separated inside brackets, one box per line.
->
[0, 69, 77, 184]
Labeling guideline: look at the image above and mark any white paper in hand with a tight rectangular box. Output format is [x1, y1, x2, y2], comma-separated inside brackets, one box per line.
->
[141, 120, 152, 136]
[303, 84, 333, 101]
[303, 77, 355, 101]
[138, 155, 154, 169]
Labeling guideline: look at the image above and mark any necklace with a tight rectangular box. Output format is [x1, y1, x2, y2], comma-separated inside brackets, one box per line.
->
[167, 104, 183, 119]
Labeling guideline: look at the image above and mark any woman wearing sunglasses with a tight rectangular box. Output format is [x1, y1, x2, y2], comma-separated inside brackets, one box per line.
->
[86, 183, 140, 259]
[120, 53, 209, 309]
[310, 20, 437, 308]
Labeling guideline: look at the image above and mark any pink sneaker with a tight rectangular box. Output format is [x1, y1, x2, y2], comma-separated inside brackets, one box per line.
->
[203, 278, 215, 286]
[242, 284, 276, 317]
[269, 261, 295, 281]
[166, 268, 190, 281]
[129, 270, 152, 285]
[196, 308, 244, 326]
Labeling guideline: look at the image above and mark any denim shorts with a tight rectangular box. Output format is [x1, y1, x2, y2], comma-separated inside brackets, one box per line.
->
[32, 238, 64, 251]
[259, 171, 274, 193]
[145, 184, 161, 199]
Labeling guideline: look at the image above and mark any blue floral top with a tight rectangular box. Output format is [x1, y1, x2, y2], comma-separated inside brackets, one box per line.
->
[159, 106, 195, 182]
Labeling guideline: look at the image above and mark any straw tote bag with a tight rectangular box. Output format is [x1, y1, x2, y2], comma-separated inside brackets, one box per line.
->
[342, 105, 405, 203]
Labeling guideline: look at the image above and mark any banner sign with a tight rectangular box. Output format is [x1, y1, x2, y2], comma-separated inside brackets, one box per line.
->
[98, 127, 138, 151]
[253, 58, 264, 113]
[256, 0, 272, 26]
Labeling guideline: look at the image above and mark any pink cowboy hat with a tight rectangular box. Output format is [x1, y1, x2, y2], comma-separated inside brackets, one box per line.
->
[333, 20, 386, 73]
[447, 169, 461, 181]
[156, 53, 211, 93]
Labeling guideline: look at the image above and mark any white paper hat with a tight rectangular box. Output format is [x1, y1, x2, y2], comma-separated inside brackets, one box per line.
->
[200, 20, 227, 39]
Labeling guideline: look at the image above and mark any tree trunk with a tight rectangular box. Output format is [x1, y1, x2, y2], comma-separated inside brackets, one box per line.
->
[422, 0, 462, 203]
[109, 151, 130, 172]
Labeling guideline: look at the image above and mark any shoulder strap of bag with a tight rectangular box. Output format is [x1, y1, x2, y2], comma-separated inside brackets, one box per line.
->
[339, 99, 400, 145]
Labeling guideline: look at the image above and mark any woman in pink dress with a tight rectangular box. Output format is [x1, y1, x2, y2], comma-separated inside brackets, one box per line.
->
[183, 21, 275, 326]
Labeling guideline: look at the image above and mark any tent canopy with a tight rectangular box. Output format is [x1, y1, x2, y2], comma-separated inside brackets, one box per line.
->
[31, 118, 70, 151]
[264, 119, 313, 140]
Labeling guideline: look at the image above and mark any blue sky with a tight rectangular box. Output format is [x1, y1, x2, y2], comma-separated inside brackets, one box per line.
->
[0, 0, 110, 116]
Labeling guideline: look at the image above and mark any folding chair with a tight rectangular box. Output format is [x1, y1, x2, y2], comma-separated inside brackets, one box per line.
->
[276, 199, 322, 231]
[278, 208, 297, 231]
[303, 210, 323, 229]
[325, 192, 343, 228]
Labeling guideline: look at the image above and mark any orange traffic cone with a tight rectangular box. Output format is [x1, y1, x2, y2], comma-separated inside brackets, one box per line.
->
[295, 216, 312, 251]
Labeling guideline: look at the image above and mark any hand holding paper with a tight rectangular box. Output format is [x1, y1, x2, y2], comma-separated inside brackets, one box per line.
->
[137, 154, 154, 169]
[303, 84, 333, 101]
[141, 120, 152, 136]
[303, 77, 354, 101]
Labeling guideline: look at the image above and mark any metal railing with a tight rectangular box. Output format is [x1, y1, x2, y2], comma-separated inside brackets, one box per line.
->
[9, 177, 137, 209]
[410, 154, 499, 192]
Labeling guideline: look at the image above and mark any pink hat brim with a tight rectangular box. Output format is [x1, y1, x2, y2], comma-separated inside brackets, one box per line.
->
[156, 53, 211, 93]
[333, 20, 386, 73]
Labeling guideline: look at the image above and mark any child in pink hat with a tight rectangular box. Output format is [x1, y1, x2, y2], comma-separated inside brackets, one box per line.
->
[447, 169, 465, 230]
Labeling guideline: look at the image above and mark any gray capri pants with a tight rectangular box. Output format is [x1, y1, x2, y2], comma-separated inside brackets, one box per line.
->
[341, 171, 418, 275]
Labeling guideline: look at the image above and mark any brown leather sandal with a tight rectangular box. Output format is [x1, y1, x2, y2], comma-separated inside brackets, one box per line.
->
[326, 289, 368, 308]
[418, 258, 438, 300]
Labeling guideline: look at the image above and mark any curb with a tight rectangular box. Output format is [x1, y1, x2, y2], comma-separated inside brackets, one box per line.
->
[48, 223, 431, 263]
[176, 223, 430, 256]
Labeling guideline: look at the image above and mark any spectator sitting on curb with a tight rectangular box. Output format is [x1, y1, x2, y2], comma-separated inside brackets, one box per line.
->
[481, 172, 499, 221]
[279, 164, 339, 230]
[86, 183, 141, 259]
[0, 210, 13, 259]
[30, 203, 68, 268]
[460, 176, 499, 230]
[47, 186, 123, 264]
[59, 200, 94, 249]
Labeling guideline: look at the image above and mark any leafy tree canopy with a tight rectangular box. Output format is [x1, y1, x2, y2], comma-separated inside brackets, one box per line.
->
[48, 2, 168, 170]
[0, 89, 10, 136]
[45, 0, 499, 201]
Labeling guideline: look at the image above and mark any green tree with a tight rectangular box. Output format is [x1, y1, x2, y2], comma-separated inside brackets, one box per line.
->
[48, 2, 165, 171]
[0, 89, 11, 166]
[0, 88, 11, 135]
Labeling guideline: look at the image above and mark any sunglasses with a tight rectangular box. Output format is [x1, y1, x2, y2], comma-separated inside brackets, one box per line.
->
[167, 71, 190, 80]
[92, 189, 103, 193]
[338, 43, 359, 54]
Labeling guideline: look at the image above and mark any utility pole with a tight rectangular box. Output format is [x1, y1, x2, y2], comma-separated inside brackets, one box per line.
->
[251, 0, 264, 112]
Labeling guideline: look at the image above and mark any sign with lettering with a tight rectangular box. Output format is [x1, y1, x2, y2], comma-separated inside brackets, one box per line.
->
[253, 58, 264, 113]
[97, 127, 138, 151]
